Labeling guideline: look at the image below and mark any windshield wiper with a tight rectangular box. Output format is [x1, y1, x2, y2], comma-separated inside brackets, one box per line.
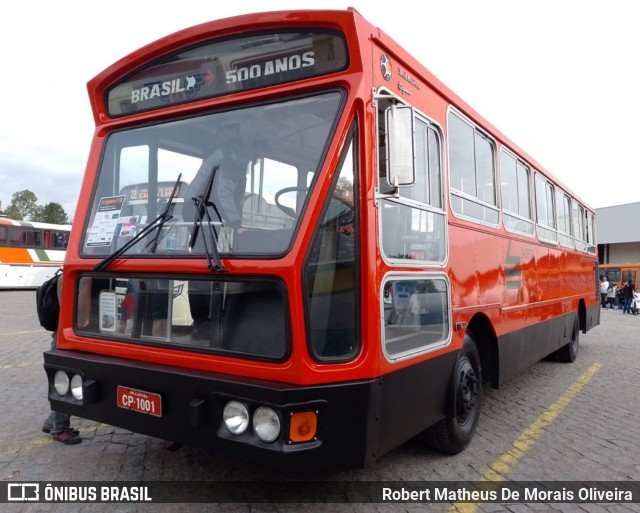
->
[93, 174, 182, 272]
[189, 165, 227, 273]
[145, 173, 182, 254]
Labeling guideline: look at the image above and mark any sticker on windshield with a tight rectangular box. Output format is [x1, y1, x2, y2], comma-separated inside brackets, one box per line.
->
[86, 195, 125, 247]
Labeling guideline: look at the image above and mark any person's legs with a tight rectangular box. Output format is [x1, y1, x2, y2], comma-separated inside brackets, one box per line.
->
[43, 410, 81, 444]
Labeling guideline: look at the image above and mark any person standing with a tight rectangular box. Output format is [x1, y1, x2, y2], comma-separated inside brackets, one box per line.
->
[39, 273, 82, 444]
[622, 279, 636, 314]
[606, 281, 617, 309]
[600, 275, 609, 308]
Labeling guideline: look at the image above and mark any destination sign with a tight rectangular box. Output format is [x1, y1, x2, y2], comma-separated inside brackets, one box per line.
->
[120, 182, 186, 202]
[107, 31, 348, 116]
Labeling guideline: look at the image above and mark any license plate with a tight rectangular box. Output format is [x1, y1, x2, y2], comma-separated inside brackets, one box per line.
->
[117, 385, 162, 417]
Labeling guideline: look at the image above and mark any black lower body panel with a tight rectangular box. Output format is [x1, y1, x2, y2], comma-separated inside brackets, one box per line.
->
[43, 348, 460, 469]
[44, 349, 377, 470]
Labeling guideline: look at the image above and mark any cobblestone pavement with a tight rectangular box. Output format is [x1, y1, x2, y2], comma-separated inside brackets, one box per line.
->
[0, 291, 638, 512]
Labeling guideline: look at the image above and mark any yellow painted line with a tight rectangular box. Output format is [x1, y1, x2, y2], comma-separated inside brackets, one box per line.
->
[0, 360, 42, 369]
[448, 362, 603, 513]
[0, 425, 103, 460]
[0, 330, 44, 336]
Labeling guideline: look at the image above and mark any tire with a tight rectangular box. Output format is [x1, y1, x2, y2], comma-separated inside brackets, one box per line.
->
[425, 331, 482, 454]
[554, 315, 579, 363]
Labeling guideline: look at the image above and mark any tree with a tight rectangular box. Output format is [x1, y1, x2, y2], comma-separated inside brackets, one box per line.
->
[35, 202, 69, 224]
[5, 190, 40, 221]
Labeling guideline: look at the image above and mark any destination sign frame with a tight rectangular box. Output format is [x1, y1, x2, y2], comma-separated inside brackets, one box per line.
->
[107, 30, 348, 116]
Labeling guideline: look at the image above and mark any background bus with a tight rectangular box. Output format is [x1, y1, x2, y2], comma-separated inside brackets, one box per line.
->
[599, 262, 640, 289]
[0, 217, 70, 289]
[45, 9, 599, 469]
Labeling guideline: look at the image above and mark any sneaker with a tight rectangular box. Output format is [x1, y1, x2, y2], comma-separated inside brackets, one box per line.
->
[52, 429, 82, 445]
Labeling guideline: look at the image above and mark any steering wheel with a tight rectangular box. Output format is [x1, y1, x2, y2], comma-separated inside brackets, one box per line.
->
[274, 187, 308, 218]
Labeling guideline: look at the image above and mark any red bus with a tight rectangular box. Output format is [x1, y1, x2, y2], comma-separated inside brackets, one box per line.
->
[44, 8, 600, 469]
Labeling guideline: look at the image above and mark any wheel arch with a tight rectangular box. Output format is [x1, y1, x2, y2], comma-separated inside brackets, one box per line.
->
[578, 298, 587, 333]
[466, 312, 499, 389]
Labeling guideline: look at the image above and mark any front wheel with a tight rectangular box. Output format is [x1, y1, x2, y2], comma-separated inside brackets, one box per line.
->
[424, 331, 482, 454]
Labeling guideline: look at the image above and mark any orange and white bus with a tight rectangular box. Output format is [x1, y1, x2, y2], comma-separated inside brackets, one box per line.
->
[0, 217, 70, 289]
[44, 9, 600, 469]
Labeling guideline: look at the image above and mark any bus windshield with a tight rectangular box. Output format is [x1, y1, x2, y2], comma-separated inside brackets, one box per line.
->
[82, 91, 343, 258]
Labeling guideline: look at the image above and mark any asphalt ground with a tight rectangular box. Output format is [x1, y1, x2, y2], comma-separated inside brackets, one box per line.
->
[0, 290, 638, 512]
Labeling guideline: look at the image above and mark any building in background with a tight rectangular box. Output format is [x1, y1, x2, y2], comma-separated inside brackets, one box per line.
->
[597, 202, 640, 264]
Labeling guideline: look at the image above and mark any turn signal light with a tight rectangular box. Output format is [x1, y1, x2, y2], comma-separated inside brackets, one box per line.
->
[289, 411, 317, 443]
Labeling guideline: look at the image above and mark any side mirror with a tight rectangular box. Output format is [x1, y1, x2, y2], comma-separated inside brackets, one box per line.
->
[386, 104, 415, 187]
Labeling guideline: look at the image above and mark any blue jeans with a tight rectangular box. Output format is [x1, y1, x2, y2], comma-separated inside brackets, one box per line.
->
[623, 298, 632, 314]
[44, 410, 71, 435]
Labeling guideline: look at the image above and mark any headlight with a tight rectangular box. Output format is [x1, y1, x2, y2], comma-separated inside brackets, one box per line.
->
[53, 370, 70, 396]
[223, 401, 249, 435]
[253, 407, 280, 443]
[70, 374, 83, 400]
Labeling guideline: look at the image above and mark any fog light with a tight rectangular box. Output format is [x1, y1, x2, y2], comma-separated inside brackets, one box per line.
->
[223, 401, 249, 435]
[253, 407, 280, 443]
[70, 374, 83, 400]
[53, 370, 70, 396]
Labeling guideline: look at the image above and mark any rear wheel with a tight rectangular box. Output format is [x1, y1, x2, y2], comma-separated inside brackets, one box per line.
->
[425, 331, 482, 454]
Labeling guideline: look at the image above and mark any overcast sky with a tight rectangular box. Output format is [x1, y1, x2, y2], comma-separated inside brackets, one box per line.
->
[1, 0, 638, 219]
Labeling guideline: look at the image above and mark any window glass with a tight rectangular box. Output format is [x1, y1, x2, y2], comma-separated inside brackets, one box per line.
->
[405, 120, 429, 204]
[555, 190, 574, 248]
[428, 129, 442, 209]
[377, 101, 446, 264]
[622, 271, 636, 284]
[10, 228, 42, 248]
[602, 268, 621, 283]
[381, 201, 446, 262]
[0, 226, 6, 246]
[500, 150, 533, 235]
[378, 98, 444, 262]
[516, 162, 531, 219]
[83, 92, 343, 258]
[76, 275, 289, 360]
[401, 119, 442, 209]
[383, 277, 450, 360]
[535, 174, 557, 242]
[586, 211, 596, 253]
[305, 132, 358, 361]
[556, 191, 571, 235]
[448, 111, 498, 224]
[501, 151, 518, 213]
[449, 113, 476, 196]
[48, 230, 70, 249]
[475, 134, 495, 205]
[535, 176, 547, 226]
[573, 201, 586, 251]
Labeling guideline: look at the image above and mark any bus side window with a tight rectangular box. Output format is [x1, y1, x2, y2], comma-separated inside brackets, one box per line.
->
[379, 114, 446, 263]
[448, 110, 498, 225]
[383, 278, 450, 360]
